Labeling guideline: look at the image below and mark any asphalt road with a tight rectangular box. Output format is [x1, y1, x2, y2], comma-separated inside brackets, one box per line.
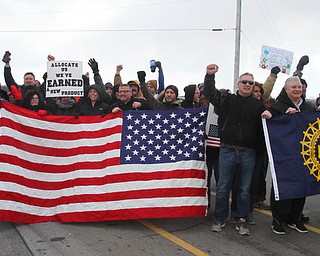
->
[1, 174, 320, 256]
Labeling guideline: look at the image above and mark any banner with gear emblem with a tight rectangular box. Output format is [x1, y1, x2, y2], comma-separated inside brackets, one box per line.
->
[263, 112, 320, 200]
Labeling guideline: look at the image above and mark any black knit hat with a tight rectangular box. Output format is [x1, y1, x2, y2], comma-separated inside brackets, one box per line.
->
[165, 85, 179, 98]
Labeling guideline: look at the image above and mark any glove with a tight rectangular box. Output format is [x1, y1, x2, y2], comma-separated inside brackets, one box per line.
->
[37, 110, 47, 116]
[296, 55, 309, 71]
[43, 72, 48, 81]
[137, 71, 146, 84]
[2, 51, 11, 64]
[88, 58, 99, 74]
[156, 61, 162, 69]
[82, 74, 89, 85]
[271, 66, 280, 75]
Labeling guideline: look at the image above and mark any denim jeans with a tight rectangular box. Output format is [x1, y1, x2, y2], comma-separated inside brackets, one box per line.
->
[214, 147, 256, 222]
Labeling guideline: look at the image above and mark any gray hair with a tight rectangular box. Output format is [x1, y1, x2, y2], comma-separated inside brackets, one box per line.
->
[236, 72, 254, 84]
[284, 76, 301, 89]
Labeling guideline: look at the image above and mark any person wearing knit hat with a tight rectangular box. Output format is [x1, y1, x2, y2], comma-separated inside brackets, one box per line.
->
[181, 84, 201, 109]
[138, 70, 182, 110]
[147, 80, 158, 97]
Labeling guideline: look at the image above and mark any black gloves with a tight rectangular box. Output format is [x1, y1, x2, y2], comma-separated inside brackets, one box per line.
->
[296, 55, 309, 71]
[88, 58, 99, 74]
[137, 71, 146, 84]
[271, 66, 281, 75]
[156, 61, 162, 69]
[2, 51, 11, 64]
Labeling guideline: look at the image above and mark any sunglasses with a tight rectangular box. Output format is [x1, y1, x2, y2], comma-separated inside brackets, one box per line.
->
[240, 80, 254, 86]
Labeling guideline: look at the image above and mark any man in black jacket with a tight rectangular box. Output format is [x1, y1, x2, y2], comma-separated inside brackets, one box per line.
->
[204, 64, 270, 236]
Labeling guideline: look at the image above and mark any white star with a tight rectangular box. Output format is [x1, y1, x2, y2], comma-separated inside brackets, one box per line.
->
[140, 145, 147, 151]
[133, 140, 139, 145]
[147, 139, 154, 145]
[184, 151, 190, 157]
[148, 119, 155, 124]
[170, 134, 176, 139]
[163, 118, 169, 124]
[170, 113, 177, 119]
[170, 144, 176, 150]
[141, 124, 147, 129]
[184, 133, 190, 139]
[155, 144, 161, 150]
[155, 155, 161, 161]
[140, 155, 146, 161]
[198, 141, 204, 146]
[163, 129, 169, 134]
[155, 124, 162, 129]
[127, 114, 133, 120]
[177, 117, 184, 123]
[155, 134, 162, 140]
[147, 150, 154, 155]
[134, 119, 140, 125]
[177, 149, 183, 155]
[125, 144, 132, 150]
[148, 129, 155, 135]
[185, 122, 191, 128]
[170, 123, 177, 129]
[191, 136, 197, 142]
[162, 149, 168, 155]
[155, 113, 162, 119]
[198, 130, 204, 136]
[199, 152, 203, 158]
[163, 139, 169, 144]
[198, 121, 204, 127]
[127, 125, 133, 130]
[200, 111, 206, 116]
[185, 112, 191, 118]
[191, 146, 197, 152]
[141, 134, 147, 140]
[125, 155, 132, 161]
[177, 138, 183, 144]
[126, 134, 133, 140]
[177, 128, 184, 133]
[184, 143, 190, 148]
[132, 150, 139, 155]
[133, 129, 140, 135]
[192, 128, 197, 133]
[170, 155, 176, 161]
[192, 116, 199, 123]
[141, 113, 148, 119]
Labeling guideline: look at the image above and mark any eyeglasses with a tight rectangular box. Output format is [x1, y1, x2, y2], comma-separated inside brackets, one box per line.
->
[119, 90, 131, 94]
[240, 80, 254, 86]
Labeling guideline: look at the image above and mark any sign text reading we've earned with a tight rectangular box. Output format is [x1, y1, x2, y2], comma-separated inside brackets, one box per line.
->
[46, 61, 83, 98]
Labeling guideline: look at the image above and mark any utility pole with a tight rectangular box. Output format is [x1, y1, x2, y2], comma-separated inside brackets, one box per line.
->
[233, 0, 242, 92]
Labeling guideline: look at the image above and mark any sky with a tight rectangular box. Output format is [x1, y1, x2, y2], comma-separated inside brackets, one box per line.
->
[0, 0, 319, 99]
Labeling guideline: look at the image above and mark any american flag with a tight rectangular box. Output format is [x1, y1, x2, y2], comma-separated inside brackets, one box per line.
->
[206, 104, 220, 148]
[0, 101, 208, 223]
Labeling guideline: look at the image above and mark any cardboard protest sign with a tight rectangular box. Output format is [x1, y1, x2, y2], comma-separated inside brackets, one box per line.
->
[259, 45, 294, 75]
[46, 61, 83, 97]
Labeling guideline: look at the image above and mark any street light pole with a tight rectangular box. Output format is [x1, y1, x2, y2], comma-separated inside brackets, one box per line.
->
[233, 0, 242, 92]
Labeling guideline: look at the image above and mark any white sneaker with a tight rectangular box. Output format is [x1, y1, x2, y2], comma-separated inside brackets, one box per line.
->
[211, 221, 225, 232]
[236, 218, 250, 236]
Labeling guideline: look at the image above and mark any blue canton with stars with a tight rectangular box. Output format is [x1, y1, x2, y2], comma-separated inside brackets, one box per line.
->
[120, 108, 208, 164]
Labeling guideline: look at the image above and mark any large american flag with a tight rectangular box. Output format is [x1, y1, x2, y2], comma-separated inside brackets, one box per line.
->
[0, 100, 208, 223]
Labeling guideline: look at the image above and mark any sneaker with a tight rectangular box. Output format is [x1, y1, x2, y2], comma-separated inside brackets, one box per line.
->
[229, 211, 236, 224]
[287, 222, 308, 234]
[271, 220, 286, 235]
[254, 201, 270, 210]
[236, 218, 250, 236]
[247, 211, 256, 225]
[211, 221, 225, 232]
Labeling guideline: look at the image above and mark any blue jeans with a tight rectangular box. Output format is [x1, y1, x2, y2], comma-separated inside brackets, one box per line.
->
[214, 147, 256, 222]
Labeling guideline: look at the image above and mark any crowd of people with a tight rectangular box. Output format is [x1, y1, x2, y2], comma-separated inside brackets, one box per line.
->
[0, 51, 318, 237]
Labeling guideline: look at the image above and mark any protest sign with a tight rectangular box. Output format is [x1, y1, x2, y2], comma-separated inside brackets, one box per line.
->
[46, 61, 83, 97]
[259, 45, 294, 75]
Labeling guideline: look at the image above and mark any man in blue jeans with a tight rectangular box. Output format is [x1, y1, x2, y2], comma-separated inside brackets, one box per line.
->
[203, 64, 271, 235]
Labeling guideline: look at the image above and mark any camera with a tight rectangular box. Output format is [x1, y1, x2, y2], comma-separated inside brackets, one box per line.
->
[150, 59, 157, 72]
